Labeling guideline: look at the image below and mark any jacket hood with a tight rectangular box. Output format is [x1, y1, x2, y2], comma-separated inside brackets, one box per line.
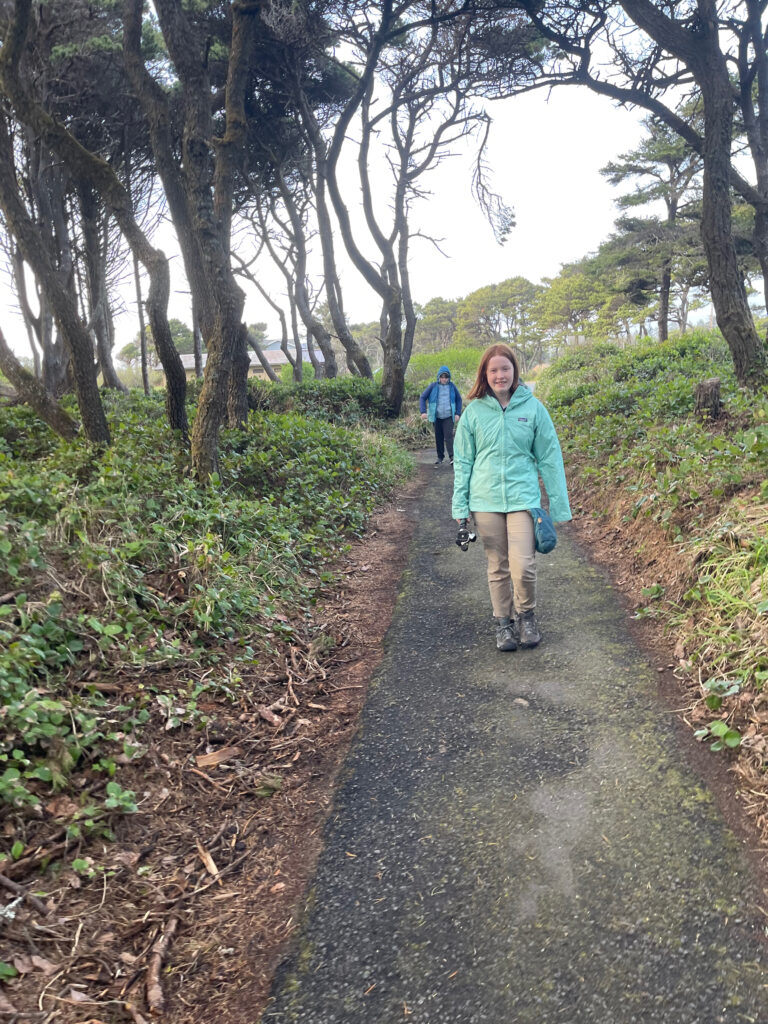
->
[509, 382, 531, 405]
[475, 383, 531, 408]
[437, 365, 451, 380]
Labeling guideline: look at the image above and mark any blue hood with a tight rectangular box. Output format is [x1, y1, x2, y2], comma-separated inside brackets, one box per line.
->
[437, 365, 451, 380]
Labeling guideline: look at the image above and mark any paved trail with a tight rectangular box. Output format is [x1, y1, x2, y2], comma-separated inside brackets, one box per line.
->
[265, 456, 767, 1024]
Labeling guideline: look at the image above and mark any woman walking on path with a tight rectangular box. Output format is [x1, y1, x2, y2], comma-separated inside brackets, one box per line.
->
[419, 365, 462, 466]
[452, 344, 571, 651]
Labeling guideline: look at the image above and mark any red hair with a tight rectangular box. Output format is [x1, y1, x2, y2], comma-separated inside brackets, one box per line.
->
[466, 344, 520, 401]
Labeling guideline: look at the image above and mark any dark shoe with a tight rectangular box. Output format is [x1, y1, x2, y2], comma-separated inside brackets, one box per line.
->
[518, 610, 541, 648]
[495, 619, 518, 652]
[434, 459, 443, 466]
[449, 457, 454, 464]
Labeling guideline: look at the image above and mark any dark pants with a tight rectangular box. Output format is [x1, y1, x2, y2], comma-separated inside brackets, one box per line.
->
[434, 416, 455, 461]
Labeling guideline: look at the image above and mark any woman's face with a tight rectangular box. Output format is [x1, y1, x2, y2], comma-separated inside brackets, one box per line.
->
[486, 356, 516, 399]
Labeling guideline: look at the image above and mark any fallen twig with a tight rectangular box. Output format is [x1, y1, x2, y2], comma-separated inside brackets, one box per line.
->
[5, 839, 69, 880]
[167, 849, 251, 908]
[187, 766, 228, 792]
[258, 704, 282, 727]
[195, 746, 243, 769]
[286, 677, 299, 706]
[0, 871, 50, 915]
[146, 915, 179, 1016]
[195, 839, 222, 886]
[126, 1000, 152, 1024]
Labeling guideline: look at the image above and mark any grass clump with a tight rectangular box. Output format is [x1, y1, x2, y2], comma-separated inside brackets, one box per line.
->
[405, 346, 489, 395]
[538, 328, 768, 765]
[0, 389, 412, 818]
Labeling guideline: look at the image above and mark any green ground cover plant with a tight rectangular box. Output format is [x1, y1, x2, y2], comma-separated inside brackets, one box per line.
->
[537, 328, 768, 768]
[185, 374, 389, 424]
[0, 386, 412, 820]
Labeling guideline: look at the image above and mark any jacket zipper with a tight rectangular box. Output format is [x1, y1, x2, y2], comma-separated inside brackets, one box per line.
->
[500, 402, 507, 507]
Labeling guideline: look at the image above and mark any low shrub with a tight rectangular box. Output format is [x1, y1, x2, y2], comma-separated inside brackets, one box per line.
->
[278, 361, 316, 383]
[246, 375, 390, 424]
[0, 403, 63, 461]
[0, 389, 412, 813]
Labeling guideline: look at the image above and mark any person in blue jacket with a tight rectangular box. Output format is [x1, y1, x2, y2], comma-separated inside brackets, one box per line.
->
[452, 344, 571, 652]
[419, 365, 462, 467]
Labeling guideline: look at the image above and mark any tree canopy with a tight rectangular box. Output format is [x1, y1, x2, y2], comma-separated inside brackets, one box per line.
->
[0, 0, 766, 478]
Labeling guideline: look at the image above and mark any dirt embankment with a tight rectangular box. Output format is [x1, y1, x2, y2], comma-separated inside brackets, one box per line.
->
[566, 461, 768, 859]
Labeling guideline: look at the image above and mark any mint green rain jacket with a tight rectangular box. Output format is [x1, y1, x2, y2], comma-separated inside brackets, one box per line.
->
[451, 385, 572, 522]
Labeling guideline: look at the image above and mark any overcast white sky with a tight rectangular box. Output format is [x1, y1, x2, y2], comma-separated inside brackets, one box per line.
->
[399, 88, 647, 315]
[242, 86, 647, 336]
[3, 86, 648, 355]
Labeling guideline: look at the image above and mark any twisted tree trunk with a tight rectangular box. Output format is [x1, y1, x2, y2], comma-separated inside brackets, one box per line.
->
[0, 328, 78, 439]
[698, 65, 765, 386]
[618, 0, 767, 388]
[0, 0, 186, 436]
[80, 184, 126, 392]
[0, 115, 110, 443]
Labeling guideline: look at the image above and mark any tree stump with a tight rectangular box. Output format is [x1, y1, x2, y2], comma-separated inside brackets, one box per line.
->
[694, 377, 721, 420]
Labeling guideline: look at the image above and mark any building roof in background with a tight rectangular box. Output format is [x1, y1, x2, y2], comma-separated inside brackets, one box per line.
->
[179, 346, 322, 371]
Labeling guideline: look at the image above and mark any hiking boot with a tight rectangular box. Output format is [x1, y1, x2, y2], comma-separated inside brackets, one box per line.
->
[518, 610, 541, 648]
[495, 618, 518, 652]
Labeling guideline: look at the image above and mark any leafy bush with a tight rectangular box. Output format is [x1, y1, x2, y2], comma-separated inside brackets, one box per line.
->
[220, 411, 406, 539]
[0, 389, 412, 812]
[537, 329, 744, 462]
[246, 375, 390, 424]
[278, 361, 315, 383]
[539, 341, 620, 379]
[0, 404, 63, 461]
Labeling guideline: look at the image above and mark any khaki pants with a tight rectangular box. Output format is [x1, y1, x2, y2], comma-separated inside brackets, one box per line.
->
[472, 511, 536, 618]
